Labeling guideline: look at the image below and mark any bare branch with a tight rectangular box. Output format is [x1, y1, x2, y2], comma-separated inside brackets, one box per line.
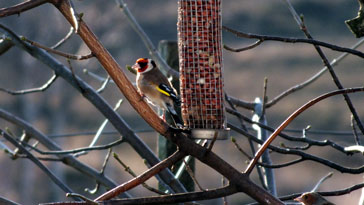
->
[311, 172, 333, 192]
[51, 27, 74, 49]
[223, 40, 262, 52]
[0, 74, 57, 95]
[223, 26, 364, 59]
[95, 151, 186, 201]
[24, 138, 124, 155]
[113, 152, 166, 195]
[22, 37, 94, 60]
[0, 0, 47, 18]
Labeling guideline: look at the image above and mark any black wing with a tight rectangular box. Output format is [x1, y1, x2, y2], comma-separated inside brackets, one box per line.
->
[158, 83, 181, 106]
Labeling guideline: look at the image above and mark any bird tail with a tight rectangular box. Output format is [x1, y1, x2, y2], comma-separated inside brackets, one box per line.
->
[165, 103, 183, 128]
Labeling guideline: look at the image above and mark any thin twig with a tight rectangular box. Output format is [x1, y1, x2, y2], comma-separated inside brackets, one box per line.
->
[22, 37, 94, 60]
[84, 148, 114, 195]
[183, 159, 204, 191]
[23, 138, 124, 155]
[223, 40, 262, 52]
[231, 137, 252, 160]
[232, 137, 305, 169]
[97, 75, 111, 93]
[223, 26, 364, 59]
[51, 27, 74, 49]
[113, 152, 166, 195]
[0, 74, 57, 95]
[311, 172, 334, 192]
[95, 151, 186, 201]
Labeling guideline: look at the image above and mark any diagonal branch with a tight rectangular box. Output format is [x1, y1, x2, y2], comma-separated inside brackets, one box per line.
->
[23, 37, 94, 60]
[95, 151, 186, 201]
[0, 0, 48, 18]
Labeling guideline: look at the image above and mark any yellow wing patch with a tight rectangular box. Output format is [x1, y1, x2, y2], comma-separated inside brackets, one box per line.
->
[156, 86, 171, 96]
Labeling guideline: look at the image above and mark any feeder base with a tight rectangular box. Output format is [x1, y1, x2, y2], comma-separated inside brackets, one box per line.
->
[191, 128, 229, 140]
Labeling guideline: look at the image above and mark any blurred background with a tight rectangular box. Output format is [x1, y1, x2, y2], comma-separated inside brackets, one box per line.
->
[0, 0, 363, 204]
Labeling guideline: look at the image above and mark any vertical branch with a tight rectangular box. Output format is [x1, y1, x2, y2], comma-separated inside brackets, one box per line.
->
[252, 98, 277, 196]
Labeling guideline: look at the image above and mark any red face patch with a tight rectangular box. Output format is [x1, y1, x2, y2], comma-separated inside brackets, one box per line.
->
[136, 58, 149, 72]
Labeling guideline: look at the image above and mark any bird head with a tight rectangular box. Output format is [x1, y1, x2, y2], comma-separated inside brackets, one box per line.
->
[294, 192, 333, 205]
[132, 58, 156, 73]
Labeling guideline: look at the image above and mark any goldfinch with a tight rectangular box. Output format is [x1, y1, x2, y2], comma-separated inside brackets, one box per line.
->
[294, 192, 335, 205]
[132, 58, 183, 127]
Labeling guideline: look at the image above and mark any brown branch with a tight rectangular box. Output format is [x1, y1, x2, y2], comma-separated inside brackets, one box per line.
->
[0, 0, 48, 18]
[95, 151, 186, 201]
[43, 185, 238, 205]
[245, 87, 364, 175]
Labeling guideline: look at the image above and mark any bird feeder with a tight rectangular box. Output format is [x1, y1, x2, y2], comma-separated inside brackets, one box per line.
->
[177, 0, 229, 139]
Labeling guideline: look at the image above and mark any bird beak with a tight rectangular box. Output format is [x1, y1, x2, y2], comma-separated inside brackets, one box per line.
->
[131, 63, 140, 71]
[294, 196, 303, 203]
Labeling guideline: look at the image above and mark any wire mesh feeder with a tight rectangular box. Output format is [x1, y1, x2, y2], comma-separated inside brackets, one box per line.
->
[178, 0, 229, 139]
